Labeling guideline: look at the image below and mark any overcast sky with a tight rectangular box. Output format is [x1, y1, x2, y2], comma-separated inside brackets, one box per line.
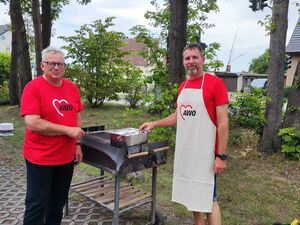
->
[0, 0, 299, 72]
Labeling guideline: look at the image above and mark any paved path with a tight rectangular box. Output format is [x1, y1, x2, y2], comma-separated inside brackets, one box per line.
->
[0, 163, 151, 225]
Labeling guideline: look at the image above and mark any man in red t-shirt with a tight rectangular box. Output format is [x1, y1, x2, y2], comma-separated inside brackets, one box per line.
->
[20, 46, 85, 225]
[140, 44, 229, 225]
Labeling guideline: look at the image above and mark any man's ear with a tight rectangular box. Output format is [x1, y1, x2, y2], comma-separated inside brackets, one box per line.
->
[40, 62, 45, 70]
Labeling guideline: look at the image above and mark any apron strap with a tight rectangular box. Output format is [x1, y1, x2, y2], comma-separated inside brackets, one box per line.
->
[200, 73, 205, 90]
[185, 73, 206, 90]
[182, 79, 189, 90]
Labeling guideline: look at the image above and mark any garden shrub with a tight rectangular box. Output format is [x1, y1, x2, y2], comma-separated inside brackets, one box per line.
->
[278, 127, 300, 160]
[0, 80, 9, 105]
[229, 88, 266, 137]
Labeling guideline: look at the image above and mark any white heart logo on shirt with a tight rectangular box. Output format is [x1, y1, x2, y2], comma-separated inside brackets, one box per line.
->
[180, 104, 193, 121]
[52, 99, 69, 117]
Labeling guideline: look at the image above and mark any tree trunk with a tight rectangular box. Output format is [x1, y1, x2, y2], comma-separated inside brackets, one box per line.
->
[168, 0, 188, 84]
[9, 26, 19, 105]
[42, 0, 52, 49]
[260, 0, 289, 153]
[9, 0, 32, 102]
[31, 0, 43, 76]
[282, 61, 300, 129]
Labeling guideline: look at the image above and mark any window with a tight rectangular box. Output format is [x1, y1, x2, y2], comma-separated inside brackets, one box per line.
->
[250, 79, 267, 89]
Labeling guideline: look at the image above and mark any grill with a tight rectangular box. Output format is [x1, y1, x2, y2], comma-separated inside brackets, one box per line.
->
[66, 126, 169, 225]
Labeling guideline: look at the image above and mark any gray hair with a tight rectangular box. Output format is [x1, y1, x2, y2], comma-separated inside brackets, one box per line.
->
[41, 46, 65, 61]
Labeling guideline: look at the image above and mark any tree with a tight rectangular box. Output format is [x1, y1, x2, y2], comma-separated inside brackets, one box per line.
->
[169, 0, 188, 83]
[249, 49, 269, 74]
[145, 0, 219, 84]
[130, 25, 173, 116]
[130, 0, 220, 116]
[9, 25, 19, 105]
[260, 0, 289, 153]
[203, 42, 224, 72]
[31, 0, 43, 76]
[20, 0, 91, 76]
[122, 66, 145, 108]
[1, 0, 92, 104]
[9, 0, 32, 105]
[60, 18, 129, 107]
[41, 0, 52, 49]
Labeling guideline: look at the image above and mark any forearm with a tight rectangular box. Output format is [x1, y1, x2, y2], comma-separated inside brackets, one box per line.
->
[26, 117, 72, 136]
[77, 113, 83, 128]
[217, 121, 229, 154]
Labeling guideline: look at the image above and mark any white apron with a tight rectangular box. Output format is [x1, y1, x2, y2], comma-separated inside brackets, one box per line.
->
[172, 74, 216, 212]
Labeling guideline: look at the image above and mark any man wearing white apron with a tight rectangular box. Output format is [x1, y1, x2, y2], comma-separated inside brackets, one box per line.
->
[140, 44, 229, 225]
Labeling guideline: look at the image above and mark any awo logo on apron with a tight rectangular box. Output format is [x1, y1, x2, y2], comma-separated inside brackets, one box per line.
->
[180, 104, 197, 120]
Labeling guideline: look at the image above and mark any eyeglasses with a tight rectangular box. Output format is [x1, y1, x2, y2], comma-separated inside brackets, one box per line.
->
[43, 61, 66, 69]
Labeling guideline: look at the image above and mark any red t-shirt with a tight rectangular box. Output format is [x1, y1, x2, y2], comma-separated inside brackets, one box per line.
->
[20, 76, 83, 165]
[177, 73, 229, 152]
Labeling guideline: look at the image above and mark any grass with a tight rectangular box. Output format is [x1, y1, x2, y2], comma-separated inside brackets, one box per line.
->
[0, 104, 300, 225]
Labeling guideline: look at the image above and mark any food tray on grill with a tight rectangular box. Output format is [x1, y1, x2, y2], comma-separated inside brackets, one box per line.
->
[108, 128, 148, 148]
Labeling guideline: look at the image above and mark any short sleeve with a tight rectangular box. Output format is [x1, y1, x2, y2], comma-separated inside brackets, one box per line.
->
[75, 85, 83, 113]
[20, 82, 41, 117]
[214, 79, 229, 106]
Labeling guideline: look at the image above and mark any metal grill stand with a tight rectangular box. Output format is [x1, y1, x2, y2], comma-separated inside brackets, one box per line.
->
[66, 128, 168, 225]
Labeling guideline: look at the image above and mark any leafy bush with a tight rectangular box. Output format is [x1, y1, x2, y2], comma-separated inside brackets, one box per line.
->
[111, 107, 176, 148]
[0, 51, 10, 86]
[145, 83, 178, 118]
[229, 88, 266, 137]
[60, 18, 129, 107]
[0, 80, 9, 105]
[123, 66, 145, 108]
[283, 86, 293, 99]
[278, 127, 300, 160]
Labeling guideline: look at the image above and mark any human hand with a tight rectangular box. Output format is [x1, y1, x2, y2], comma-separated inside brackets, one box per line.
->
[139, 122, 155, 132]
[74, 146, 83, 165]
[213, 158, 227, 174]
[67, 127, 85, 140]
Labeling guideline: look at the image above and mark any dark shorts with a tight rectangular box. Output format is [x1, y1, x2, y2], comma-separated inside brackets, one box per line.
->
[213, 175, 217, 201]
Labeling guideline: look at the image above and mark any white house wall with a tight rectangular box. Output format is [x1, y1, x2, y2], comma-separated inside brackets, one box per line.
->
[0, 31, 11, 52]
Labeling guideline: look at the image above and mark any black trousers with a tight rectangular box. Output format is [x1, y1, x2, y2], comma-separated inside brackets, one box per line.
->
[23, 159, 74, 225]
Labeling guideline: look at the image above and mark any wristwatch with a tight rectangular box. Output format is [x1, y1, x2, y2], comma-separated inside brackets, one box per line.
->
[216, 153, 228, 161]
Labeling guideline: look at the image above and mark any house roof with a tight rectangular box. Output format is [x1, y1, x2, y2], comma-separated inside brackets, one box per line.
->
[286, 17, 300, 54]
[0, 24, 9, 36]
[214, 71, 238, 78]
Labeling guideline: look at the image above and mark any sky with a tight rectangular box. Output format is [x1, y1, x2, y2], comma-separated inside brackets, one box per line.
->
[0, 0, 299, 73]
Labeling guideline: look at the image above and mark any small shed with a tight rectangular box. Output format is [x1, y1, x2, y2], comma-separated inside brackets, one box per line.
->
[214, 72, 238, 92]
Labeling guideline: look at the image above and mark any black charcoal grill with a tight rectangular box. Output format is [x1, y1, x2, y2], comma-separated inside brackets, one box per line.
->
[66, 126, 169, 225]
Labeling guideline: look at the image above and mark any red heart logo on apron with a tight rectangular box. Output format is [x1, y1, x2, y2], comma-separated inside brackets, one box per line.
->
[180, 104, 193, 121]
